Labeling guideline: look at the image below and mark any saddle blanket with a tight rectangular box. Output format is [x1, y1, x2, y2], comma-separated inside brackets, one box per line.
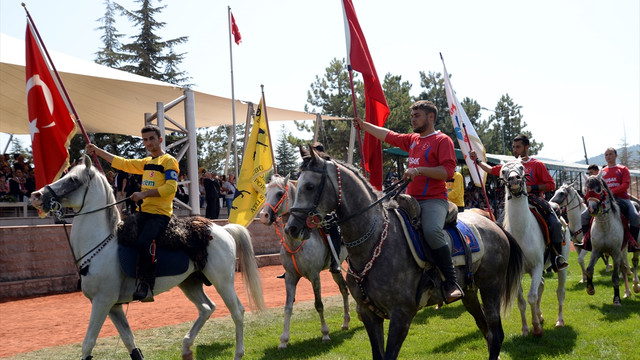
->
[397, 209, 483, 267]
[118, 245, 190, 278]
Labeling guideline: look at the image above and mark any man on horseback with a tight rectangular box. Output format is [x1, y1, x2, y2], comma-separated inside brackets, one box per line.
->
[580, 148, 639, 245]
[353, 100, 464, 304]
[470, 134, 569, 271]
[86, 125, 179, 302]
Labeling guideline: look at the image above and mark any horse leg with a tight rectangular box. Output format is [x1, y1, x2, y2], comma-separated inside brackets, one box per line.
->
[622, 253, 632, 299]
[516, 284, 529, 336]
[81, 298, 114, 360]
[204, 269, 246, 360]
[529, 268, 544, 337]
[536, 276, 545, 325]
[603, 254, 611, 272]
[478, 286, 506, 360]
[632, 252, 640, 293]
[107, 304, 139, 357]
[331, 271, 351, 330]
[358, 306, 385, 360]
[178, 275, 215, 360]
[462, 290, 492, 355]
[385, 311, 414, 360]
[577, 248, 588, 283]
[309, 273, 331, 342]
[279, 273, 300, 349]
[555, 260, 567, 327]
[612, 252, 622, 306]
[586, 249, 600, 296]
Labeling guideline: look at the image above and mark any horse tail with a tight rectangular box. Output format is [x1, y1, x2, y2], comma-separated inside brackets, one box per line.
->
[500, 224, 524, 313]
[223, 224, 266, 311]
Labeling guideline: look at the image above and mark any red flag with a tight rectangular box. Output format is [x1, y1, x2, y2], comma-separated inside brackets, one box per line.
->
[25, 23, 76, 189]
[342, 0, 389, 190]
[231, 12, 242, 45]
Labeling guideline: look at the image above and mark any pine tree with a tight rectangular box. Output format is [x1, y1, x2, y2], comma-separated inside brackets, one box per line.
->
[275, 125, 299, 179]
[95, 0, 125, 68]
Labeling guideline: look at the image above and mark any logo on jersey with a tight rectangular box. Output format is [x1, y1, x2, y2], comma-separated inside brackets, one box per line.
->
[166, 169, 178, 181]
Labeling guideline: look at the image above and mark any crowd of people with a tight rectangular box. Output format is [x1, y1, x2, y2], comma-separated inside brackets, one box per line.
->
[0, 153, 36, 203]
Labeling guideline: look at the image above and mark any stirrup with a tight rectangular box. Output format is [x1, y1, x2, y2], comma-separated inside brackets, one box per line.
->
[442, 281, 464, 304]
[133, 282, 154, 302]
[555, 255, 569, 271]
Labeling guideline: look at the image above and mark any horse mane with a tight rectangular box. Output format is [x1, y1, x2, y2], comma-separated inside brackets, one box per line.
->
[300, 151, 383, 204]
[72, 162, 121, 230]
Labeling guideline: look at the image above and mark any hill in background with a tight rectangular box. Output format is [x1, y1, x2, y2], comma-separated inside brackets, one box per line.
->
[574, 144, 640, 168]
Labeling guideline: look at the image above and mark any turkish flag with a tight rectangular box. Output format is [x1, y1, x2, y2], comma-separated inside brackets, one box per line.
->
[25, 23, 76, 189]
[231, 12, 242, 45]
[342, 0, 389, 190]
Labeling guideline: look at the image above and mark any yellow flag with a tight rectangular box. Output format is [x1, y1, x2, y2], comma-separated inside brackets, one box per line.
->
[228, 99, 273, 227]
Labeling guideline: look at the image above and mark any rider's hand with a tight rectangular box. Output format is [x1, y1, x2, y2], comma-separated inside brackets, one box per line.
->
[352, 116, 364, 130]
[469, 150, 478, 161]
[403, 168, 419, 182]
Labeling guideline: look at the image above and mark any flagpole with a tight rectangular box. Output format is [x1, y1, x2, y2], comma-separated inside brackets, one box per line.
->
[260, 85, 277, 175]
[347, 67, 367, 177]
[22, 4, 104, 173]
[228, 6, 238, 180]
[462, 123, 495, 221]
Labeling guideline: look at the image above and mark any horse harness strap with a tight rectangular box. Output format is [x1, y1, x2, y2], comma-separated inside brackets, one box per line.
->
[77, 233, 115, 275]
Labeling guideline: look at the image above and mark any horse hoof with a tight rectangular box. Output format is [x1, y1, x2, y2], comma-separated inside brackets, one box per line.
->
[342, 324, 349, 331]
[586, 286, 595, 296]
[555, 320, 564, 327]
[322, 335, 331, 342]
[278, 343, 288, 350]
[613, 298, 622, 306]
[578, 279, 585, 284]
[532, 327, 544, 338]
[624, 291, 631, 299]
[182, 350, 194, 360]
[633, 284, 640, 293]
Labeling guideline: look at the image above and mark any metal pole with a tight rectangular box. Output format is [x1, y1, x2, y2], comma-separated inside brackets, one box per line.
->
[184, 89, 200, 215]
[228, 6, 239, 181]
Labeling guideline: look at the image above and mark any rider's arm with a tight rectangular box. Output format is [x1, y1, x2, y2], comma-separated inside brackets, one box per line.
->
[352, 116, 390, 142]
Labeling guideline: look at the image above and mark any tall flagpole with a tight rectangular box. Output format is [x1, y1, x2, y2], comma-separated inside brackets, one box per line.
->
[260, 85, 277, 175]
[228, 6, 238, 180]
[347, 70, 367, 177]
[462, 123, 495, 221]
[23, 4, 103, 173]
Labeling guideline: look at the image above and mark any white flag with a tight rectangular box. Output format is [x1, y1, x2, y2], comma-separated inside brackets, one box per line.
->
[441, 54, 487, 187]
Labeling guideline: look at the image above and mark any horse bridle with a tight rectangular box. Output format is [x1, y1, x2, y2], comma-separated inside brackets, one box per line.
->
[289, 160, 342, 229]
[585, 185, 611, 216]
[44, 174, 93, 220]
[501, 166, 530, 199]
[553, 185, 584, 239]
[265, 180, 293, 224]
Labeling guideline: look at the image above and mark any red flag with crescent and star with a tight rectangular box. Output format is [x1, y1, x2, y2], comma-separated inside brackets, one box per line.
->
[25, 23, 77, 189]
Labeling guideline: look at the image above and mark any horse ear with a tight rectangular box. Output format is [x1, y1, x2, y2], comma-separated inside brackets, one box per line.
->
[83, 154, 93, 169]
[298, 144, 308, 158]
[284, 173, 290, 182]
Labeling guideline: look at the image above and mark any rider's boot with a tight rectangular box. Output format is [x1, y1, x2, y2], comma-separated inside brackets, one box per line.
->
[133, 261, 156, 302]
[432, 245, 464, 304]
[630, 226, 639, 250]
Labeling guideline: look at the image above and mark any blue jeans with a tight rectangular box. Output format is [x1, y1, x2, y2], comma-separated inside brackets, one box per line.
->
[225, 197, 234, 210]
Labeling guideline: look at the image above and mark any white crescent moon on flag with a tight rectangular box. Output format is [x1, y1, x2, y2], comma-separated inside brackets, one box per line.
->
[26, 74, 56, 140]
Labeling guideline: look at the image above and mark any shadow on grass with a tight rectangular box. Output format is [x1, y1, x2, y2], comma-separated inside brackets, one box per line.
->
[195, 342, 234, 360]
[501, 325, 578, 359]
[413, 303, 467, 324]
[255, 324, 364, 360]
[589, 296, 640, 321]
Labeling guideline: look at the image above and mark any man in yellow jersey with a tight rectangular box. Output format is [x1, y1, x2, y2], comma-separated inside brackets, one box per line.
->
[446, 170, 465, 212]
[86, 125, 179, 302]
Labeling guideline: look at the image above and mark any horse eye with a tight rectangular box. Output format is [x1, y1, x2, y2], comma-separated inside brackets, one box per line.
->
[305, 184, 314, 191]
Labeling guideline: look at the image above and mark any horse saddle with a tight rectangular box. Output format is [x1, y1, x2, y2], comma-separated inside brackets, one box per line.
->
[116, 214, 214, 278]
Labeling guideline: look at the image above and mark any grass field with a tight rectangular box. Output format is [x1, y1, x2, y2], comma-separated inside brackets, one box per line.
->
[7, 251, 640, 360]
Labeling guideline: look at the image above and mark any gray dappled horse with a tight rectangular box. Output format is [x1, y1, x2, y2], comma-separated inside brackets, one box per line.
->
[284, 146, 524, 360]
[30, 155, 265, 360]
[258, 174, 351, 349]
[499, 159, 570, 336]
[583, 174, 640, 305]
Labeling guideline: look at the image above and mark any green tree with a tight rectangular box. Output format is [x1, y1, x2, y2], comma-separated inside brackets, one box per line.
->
[95, 0, 126, 68]
[416, 71, 451, 138]
[275, 125, 299, 179]
[115, 0, 189, 85]
[485, 94, 541, 155]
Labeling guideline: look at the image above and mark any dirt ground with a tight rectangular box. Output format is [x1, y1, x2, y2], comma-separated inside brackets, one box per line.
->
[0, 265, 342, 358]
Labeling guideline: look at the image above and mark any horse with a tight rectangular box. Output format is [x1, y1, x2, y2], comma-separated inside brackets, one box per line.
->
[499, 159, 570, 337]
[258, 174, 351, 349]
[583, 174, 640, 304]
[29, 155, 265, 360]
[550, 181, 609, 283]
[284, 146, 524, 360]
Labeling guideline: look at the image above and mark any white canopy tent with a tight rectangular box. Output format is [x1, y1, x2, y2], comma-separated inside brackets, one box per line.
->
[0, 33, 343, 215]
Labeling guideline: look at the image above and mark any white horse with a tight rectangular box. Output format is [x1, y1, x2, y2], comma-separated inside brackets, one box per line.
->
[500, 159, 570, 337]
[583, 174, 640, 305]
[30, 155, 265, 360]
[258, 174, 350, 349]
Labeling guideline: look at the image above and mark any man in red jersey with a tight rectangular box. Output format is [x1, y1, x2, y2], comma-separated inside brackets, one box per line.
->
[353, 100, 463, 304]
[470, 134, 569, 271]
[580, 148, 639, 243]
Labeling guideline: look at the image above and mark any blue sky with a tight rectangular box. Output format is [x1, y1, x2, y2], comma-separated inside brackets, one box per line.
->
[1, 0, 638, 163]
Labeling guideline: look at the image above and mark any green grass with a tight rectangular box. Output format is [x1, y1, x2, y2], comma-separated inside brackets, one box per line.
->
[7, 251, 640, 360]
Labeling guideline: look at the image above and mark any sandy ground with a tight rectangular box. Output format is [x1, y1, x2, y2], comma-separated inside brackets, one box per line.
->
[0, 265, 342, 358]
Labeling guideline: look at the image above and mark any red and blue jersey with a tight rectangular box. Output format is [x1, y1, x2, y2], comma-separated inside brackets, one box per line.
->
[385, 131, 456, 201]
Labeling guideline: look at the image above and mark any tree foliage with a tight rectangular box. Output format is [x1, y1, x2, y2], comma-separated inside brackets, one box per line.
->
[274, 125, 299, 179]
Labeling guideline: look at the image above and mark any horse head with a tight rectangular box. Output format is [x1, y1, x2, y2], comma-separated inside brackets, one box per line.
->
[285, 144, 339, 241]
[550, 179, 581, 209]
[259, 173, 293, 225]
[584, 174, 618, 216]
[500, 158, 528, 198]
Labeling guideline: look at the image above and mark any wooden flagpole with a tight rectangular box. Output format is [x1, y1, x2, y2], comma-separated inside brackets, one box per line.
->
[347, 67, 367, 177]
[462, 123, 495, 221]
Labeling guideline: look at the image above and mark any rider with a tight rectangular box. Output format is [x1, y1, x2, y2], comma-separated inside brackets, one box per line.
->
[580, 148, 639, 245]
[86, 125, 179, 302]
[470, 134, 569, 271]
[353, 100, 464, 304]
